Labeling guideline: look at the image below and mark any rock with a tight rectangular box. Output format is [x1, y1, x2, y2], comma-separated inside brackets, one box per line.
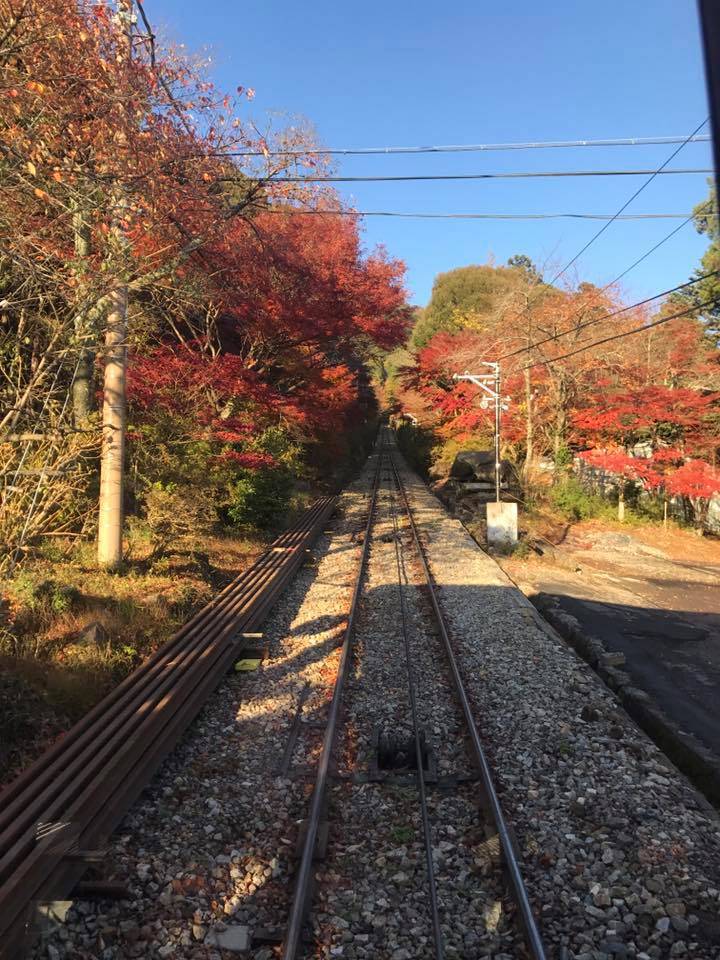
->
[600, 651, 626, 668]
[655, 917, 671, 933]
[592, 887, 612, 908]
[78, 621, 106, 647]
[599, 943, 628, 957]
[585, 904, 606, 919]
[205, 925, 252, 952]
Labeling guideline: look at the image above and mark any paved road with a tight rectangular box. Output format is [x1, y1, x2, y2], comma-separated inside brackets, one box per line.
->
[514, 543, 720, 757]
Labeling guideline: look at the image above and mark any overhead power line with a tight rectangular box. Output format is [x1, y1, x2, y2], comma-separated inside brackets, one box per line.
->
[264, 208, 703, 221]
[522, 296, 719, 371]
[267, 167, 711, 184]
[546, 117, 709, 286]
[219, 134, 712, 158]
[601, 216, 694, 288]
[498, 271, 718, 361]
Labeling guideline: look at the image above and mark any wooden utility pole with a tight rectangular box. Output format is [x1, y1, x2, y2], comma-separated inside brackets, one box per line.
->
[97, 0, 132, 568]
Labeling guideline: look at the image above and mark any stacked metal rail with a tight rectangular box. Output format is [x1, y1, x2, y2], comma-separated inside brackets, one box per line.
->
[0, 495, 337, 958]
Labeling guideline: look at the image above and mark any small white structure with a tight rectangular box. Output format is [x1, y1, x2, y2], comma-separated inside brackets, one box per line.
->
[486, 501, 518, 547]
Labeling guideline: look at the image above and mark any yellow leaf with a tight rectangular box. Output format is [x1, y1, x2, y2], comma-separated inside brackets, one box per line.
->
[27, 161, 36, 176]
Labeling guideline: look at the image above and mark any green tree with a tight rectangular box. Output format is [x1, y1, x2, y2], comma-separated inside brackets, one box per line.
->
[674, 183, 720, 346]
[411, 258, 542, 348]
[506, 253, 543, 284]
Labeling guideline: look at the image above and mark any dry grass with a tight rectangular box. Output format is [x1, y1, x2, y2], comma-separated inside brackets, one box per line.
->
[0, 528, 267, 786]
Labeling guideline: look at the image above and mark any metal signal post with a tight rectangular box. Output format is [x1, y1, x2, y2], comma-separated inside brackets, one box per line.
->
[453, 364, 509, 503]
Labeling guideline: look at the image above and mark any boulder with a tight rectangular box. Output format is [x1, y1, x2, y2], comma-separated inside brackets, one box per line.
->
[450, 450, 512, 483]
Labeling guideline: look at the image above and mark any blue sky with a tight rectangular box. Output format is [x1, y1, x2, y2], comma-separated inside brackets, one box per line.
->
[147, 0, 712, 306]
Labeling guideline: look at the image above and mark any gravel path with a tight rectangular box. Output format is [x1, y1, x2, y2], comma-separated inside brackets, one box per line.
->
[32, 442, 720, 960]
[33, 471, 371, 960]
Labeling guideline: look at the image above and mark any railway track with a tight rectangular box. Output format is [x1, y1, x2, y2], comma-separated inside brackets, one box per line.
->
[0, 496, 337, 959]
[280, 432, 546, 958]
[4, 434, 547, 958]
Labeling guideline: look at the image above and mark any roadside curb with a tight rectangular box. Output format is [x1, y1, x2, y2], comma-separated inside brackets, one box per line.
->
[528, 590, 720, 809]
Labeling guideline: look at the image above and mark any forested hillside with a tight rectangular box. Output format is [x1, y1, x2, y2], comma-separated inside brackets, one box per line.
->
[391, 217, 720, 526]
[0, 0, 410, 776]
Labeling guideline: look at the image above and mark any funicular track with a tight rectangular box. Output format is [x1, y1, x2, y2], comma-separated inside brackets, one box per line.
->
[0, 496, 337, 959]
[281, 433, 547, 959]
[1, 437, 548, 959]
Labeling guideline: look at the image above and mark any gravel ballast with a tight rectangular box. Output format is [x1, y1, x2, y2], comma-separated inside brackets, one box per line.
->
[396, 456, 720, 960]
[32, 444, 720, 960]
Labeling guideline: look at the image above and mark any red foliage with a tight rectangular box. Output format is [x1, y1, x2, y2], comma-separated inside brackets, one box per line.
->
[665, 460, 720, 500]
[573, 386, 718, 447]
[127, 209, 410, 463]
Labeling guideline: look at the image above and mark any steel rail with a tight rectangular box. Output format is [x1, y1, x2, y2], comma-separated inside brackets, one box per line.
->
[388, 451, 548, 960]
[0, 497, 333, 823]
[386, 462, 445, 959]
[0, 496, 337, 956]
[281, 451, 383, 960]
[0, 501, 335, 864]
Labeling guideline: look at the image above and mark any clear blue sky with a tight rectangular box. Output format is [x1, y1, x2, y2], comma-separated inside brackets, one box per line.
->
[147, 0, 712, 306]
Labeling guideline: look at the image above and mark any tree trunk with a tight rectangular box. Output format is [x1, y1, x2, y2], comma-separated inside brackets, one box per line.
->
[72, 350, 94, 425]
[72, 200, 94, 426]
[97, 286, 128, 568]
[552, 375, 569, 469]
[618, 483, 625, 522]
[523, 366, 534, 475]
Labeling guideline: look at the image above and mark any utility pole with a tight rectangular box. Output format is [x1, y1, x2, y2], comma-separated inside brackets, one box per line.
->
[454, 365, 517, 547]
[454, 364, 507, 502]
[97, 0, 133, 568]
[698, 1, 720, 206]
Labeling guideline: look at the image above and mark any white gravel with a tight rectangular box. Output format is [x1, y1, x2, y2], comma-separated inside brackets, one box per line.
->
[312, 462, 520, 959]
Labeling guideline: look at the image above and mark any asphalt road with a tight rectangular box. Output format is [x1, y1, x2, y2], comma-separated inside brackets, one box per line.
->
[515, 543, 720, 757]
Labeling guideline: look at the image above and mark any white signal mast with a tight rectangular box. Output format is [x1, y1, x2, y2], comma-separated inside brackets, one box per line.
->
[453, 363, 510, 503]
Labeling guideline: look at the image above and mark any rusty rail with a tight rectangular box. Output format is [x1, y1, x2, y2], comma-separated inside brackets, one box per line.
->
[0, 496, 337, 958]
[281, 451, 383, 960]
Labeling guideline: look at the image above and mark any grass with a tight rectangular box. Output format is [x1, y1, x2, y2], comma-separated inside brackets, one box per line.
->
[391, 824, 415, 844]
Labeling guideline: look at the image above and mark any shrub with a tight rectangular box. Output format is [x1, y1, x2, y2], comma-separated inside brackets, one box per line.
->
[143, 483, 217, 557]
[554, 444, 574, 469]
[224, 426, 304, 530]
[549, 478, 612, 521]
[226, 468, 295, 529]
[396, 422, 435, 477]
